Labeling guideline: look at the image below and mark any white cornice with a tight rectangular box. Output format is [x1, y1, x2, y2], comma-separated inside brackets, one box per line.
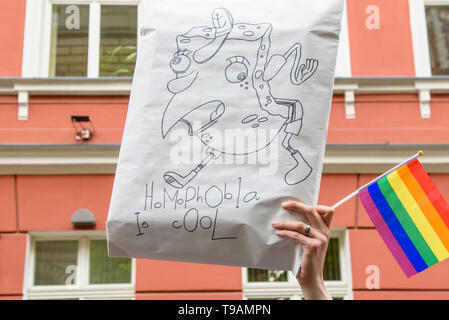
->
[324, 144, 449, 174]
[0, 144, 447, 175]
[1, 77, 449, 120]
[0, 145, 119, 174]
[0, 77, 449, 95]
[0, 78, 133, 95]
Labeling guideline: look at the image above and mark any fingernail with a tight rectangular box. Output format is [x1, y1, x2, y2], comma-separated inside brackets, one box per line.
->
[281, 201, 290, 208]
[272, 221, 279, 227]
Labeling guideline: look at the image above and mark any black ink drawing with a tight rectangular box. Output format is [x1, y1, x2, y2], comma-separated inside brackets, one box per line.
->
[171, 208, 238, 240]
[162, 8, 319, 189]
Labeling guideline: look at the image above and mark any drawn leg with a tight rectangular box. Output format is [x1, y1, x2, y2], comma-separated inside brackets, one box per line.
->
[264, 43, 318, 85]
[276, 99, 313, 185]
[164, 148, 222, 189]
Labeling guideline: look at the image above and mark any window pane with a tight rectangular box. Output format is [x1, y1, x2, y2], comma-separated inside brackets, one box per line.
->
[426, 6, 449, 75]
[89, 240, 131, 284]
[247, 269, 288, 283]
[49, 5, 89, 76]
[247, 238, 341, 283]
[34, 241, 78, 286]
[100, 5, 137, 77]
[323, 238, 341, 281]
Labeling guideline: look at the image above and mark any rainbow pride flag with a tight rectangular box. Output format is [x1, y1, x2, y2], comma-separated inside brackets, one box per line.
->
[359, 158, 449, 277]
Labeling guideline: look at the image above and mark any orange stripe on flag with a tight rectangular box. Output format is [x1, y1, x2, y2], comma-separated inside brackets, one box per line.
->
[398, 165, 449, 252]
[407, 159, 449, 229]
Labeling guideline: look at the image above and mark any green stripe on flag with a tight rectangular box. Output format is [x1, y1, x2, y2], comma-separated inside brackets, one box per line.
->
[378, 177, 439, 267]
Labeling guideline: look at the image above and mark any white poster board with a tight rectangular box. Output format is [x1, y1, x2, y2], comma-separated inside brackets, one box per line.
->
[107, 0, 344, 273]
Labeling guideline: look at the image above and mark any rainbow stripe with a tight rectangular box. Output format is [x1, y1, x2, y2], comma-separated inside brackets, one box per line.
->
[359, 159, 449, 277]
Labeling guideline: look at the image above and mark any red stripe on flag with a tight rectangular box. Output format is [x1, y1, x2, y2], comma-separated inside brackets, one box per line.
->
[407, 159, 449, 230]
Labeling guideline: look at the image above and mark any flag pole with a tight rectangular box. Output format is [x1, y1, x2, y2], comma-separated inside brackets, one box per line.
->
[332, 151, 424, 209]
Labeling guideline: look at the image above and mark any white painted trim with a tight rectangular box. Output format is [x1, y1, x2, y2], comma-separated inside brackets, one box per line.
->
[409, 0, 433, 77]
[22, 233, 32, 299]
[42, 1, 53, 77]
[419, 89, 432, 118]
[242, 230, 353, 300]
[79, 237, 89, 287]
[88, 1, 101, 78]
[7, 78, 133, 95]
[23, 231, 135, 300]
[1, 144, 449, 175]
[344, 90, 355, 119]
[335, 0, 352, 78]
[2, 77, 449, 96]
[411, 0, 449, 77]
[22, 0, 46, 77]
[343, 228, 354, 300]
[0, 145, 119, 175]
[137, 0, 151, 52]
[22, 0, 141, 78]
[424, 0, 449, 5]
[324, 144, 449, 174]
[17, 91, 29, 121]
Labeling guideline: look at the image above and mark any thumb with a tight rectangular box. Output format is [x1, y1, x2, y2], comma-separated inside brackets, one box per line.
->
[315, 205, 335, 228]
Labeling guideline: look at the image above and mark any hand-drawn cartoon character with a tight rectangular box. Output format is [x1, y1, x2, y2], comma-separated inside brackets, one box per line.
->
[162, 8, 319, 189]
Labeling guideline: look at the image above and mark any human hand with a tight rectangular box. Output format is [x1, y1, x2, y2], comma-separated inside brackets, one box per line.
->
[299, 58, 319, 83]
[272, 201, 335, 300]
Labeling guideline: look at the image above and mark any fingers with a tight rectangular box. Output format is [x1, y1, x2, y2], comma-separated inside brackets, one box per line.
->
[274, 229, 312, 247]
[272, 220, 324, 241]
[305, 59, 311, 70]
[305, 59, 317, 71]
[281, 201, 323, 228]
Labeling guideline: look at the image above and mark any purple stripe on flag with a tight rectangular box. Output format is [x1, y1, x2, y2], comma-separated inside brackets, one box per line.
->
[359, 188, 417, 278]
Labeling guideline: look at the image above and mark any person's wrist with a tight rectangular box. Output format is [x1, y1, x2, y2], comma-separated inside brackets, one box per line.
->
[299, 277, 332, 300]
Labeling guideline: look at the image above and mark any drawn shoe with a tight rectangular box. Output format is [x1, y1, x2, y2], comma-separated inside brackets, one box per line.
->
[164, 171, 197, 189]
[284, 151, 313, 185]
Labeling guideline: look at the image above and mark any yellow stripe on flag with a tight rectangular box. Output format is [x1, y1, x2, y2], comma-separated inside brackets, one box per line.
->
[398, 165, 449, 252]
[387, 171, 449, 261]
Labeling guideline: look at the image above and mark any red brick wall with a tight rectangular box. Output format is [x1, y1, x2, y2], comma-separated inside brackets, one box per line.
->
[346, 0, 415, 76]
[0, 0, 26, 76]
[0, 234, 27, 299]
[3, 173, 448, 299]
[0, 96, 128, 144]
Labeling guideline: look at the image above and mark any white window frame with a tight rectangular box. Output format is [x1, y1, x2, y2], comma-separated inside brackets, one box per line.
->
[23, 231, 136, 300]
[409, 0, 449, 77]
[335, 0, 352, 78]
[242, 229, 353, 300]
[22, 0, 147, 78]
[22, 0, 351, 78]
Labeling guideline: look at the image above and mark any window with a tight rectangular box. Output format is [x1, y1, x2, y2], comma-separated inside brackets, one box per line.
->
[22, 0, 141, 78]
[49, 4, 90, 77]
[242, 230, 353, 300]
[23, 0, 351, 78]
[24, 232, 135, 300]
[99, 5, 137, 77]
[49, 2, 137, 77]
[409, 0, 449, 76]
[426, 5, 449, 75]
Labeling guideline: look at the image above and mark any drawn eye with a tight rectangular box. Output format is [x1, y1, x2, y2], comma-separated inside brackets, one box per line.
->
[225, 56, 250, 84]
[170, 54, 191, 73]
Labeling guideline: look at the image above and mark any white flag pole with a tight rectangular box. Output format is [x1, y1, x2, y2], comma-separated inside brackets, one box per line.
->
[332, 151, 424, 209]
